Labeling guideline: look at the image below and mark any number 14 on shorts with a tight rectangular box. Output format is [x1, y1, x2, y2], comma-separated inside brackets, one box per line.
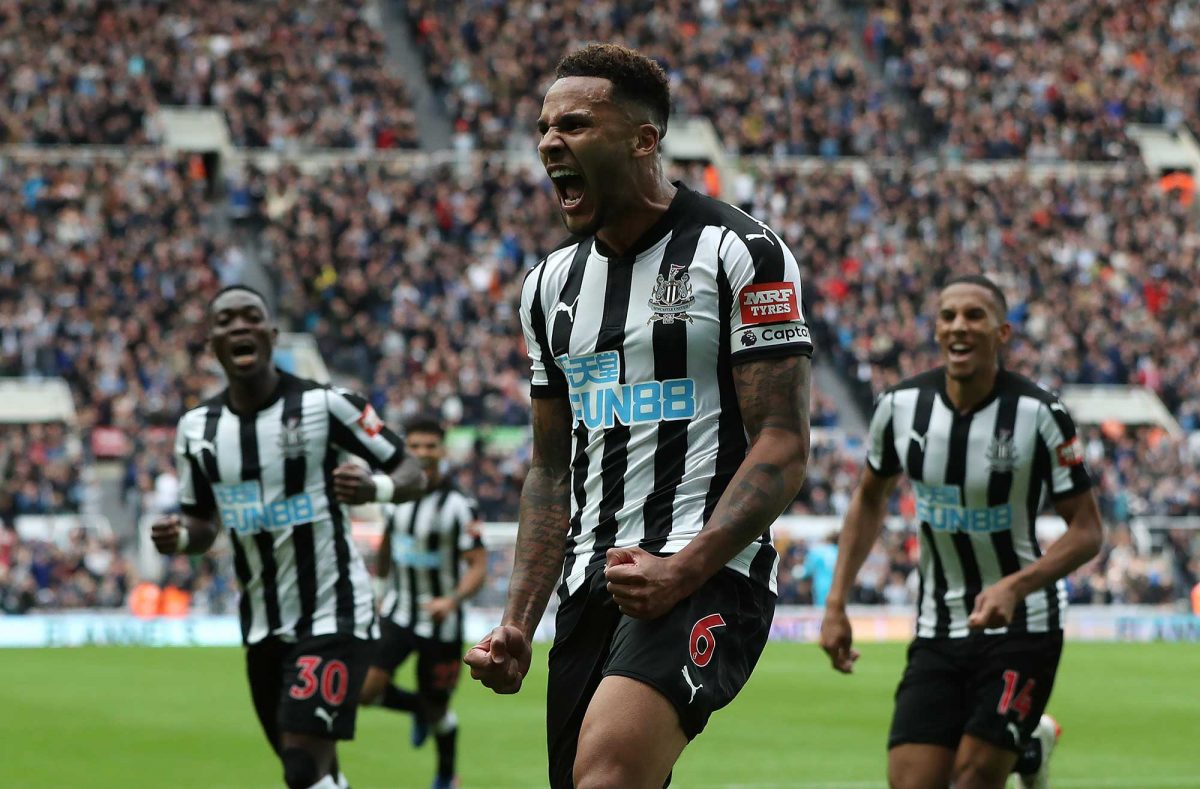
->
[997, 669, 1036, 721]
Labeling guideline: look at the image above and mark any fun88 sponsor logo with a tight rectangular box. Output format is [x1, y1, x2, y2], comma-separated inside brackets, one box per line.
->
[214, 481, 315, 534]
[914, 483, 1013, 533]
[557, 351, 696, 430]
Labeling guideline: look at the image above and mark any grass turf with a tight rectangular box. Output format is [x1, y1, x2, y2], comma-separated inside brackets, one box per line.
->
[1, 641, 1196, 788]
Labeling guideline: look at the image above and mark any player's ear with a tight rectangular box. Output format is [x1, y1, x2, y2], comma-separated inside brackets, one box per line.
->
[632, 122, 661, 159]
[997, 320, 1013, 344]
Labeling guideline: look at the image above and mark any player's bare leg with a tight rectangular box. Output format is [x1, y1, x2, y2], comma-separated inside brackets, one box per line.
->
[888, 744, 954, 789]
[279, 731, 338, 789]
[573, 676, 688, 789]
[950, 736, 1019, 789]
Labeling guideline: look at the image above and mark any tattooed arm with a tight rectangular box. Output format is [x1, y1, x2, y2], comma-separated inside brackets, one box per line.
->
[606, 355, 811, 618]
[465, 396, 573, 693]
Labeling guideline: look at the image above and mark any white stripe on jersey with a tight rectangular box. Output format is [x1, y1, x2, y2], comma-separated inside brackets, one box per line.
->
[522, 186, 814, 597]
[174, 373, 400, 645]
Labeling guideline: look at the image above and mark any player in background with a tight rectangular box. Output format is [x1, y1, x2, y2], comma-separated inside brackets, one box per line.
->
[820, 275, 1103, 789]
[151, 285, 427, 789]
[359, 416, 487, 789]
[466, 44, 812, 789]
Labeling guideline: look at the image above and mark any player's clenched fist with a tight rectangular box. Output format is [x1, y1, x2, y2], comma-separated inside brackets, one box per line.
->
[150, 514, 187, 555]
[464, 625, 531, 694]
[332, 462, 376, 505]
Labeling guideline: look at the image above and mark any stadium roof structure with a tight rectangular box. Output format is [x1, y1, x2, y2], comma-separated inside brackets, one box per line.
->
[1060, 384, 1182, 437]
[0, 378, 76, 424]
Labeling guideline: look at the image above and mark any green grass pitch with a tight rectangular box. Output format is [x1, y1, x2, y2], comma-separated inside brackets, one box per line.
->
[1, 642, 1197, 788]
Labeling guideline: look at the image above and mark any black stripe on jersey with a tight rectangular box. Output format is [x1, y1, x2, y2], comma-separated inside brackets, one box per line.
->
[323, 448, 356, 633]
[704, 246, 747, 524]
[201, 400, 222, 481]
[241, 414, 282, 633]
[907, 389, 950, 635]
[588, 260, 635, 570]
[920, 522, 953, 638]
[1028, 436, 1061, 629]
[559, 421, 591, 602]
[943, 412, 984, 618]
[282, 390, 317, 638]
[449, 507, 464, 643]
[642, 225, 703, 551]
[549, 240, 592, 359]
[906, 389, 936, 482]
[428, 489, 452, 641]
[405, 500, 421, 630]
[987, 394, 1026, 630]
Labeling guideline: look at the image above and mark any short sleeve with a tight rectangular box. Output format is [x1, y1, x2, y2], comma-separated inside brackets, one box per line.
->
[1036, 398, 1093, 499]
[865, 391, 903, 477]
[722, 221, 815, 363]
[326, 388, 406, 471]
[520, 264, 568, 399]
[175, 413, 215, 519]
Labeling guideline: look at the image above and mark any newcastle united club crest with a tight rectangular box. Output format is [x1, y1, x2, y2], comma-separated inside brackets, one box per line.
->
[986, 430, 1017, 473]
[278, 416, 306, 459]
[648, 264, 695, 325]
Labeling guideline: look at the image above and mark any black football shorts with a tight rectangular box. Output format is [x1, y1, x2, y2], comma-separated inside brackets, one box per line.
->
[246, 633, 374, 746]
[545, 562, 775, 789]
[373, 619, 463, 704]
[888, 630, 1063, 753]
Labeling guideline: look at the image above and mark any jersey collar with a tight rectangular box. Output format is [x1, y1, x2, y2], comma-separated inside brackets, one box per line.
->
[593, 181, 694, 261]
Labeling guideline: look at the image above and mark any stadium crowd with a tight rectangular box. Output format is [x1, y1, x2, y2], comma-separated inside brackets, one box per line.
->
[2, 153, 1198, 612]
[402, 0, 910, 157]
[0, 0, 418, 150]
[864, 0, 1200, 161]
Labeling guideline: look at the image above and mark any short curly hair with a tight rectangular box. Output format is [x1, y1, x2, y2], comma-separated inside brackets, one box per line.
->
[555, 44, 671, 138]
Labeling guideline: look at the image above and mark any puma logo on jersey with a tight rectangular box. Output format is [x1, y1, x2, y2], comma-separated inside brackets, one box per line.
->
[910, 432, 926, 452]
[745, 231, 774, 246]
[551, 297, 579, 322]
[314, 707, 338, 732]
[189, 438, 216, 457]
[681, 665, 703, 704]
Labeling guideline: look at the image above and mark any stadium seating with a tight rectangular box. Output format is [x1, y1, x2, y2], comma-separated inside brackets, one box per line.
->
[0, 0, 418, 149]
[401, 0, 907, 156]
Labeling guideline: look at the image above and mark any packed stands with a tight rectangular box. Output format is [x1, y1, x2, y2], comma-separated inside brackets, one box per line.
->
[401, 0, 908, 156]
[0, 0, 418, 150]
[863, 0, 1200, 160]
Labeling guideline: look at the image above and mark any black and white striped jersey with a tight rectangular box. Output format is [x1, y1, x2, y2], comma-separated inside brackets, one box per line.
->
[378, 482, 485, 642]
[519, 183, 814, 598]
[866, 368, 1093, 638]
[174, 371, 406, 645]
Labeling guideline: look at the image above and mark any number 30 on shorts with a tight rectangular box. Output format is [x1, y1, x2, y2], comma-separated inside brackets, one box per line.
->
[289, 656, 349, 706]
[689, 613, 727, 667]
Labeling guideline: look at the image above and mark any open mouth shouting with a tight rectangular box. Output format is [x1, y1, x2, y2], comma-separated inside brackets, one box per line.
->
[548, 165, 589, 216]
[229, 337, 260, 369]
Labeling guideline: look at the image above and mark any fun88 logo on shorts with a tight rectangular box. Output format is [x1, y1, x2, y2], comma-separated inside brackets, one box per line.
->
[557, 351, 696, 430]
[214, 481, 315, 534]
